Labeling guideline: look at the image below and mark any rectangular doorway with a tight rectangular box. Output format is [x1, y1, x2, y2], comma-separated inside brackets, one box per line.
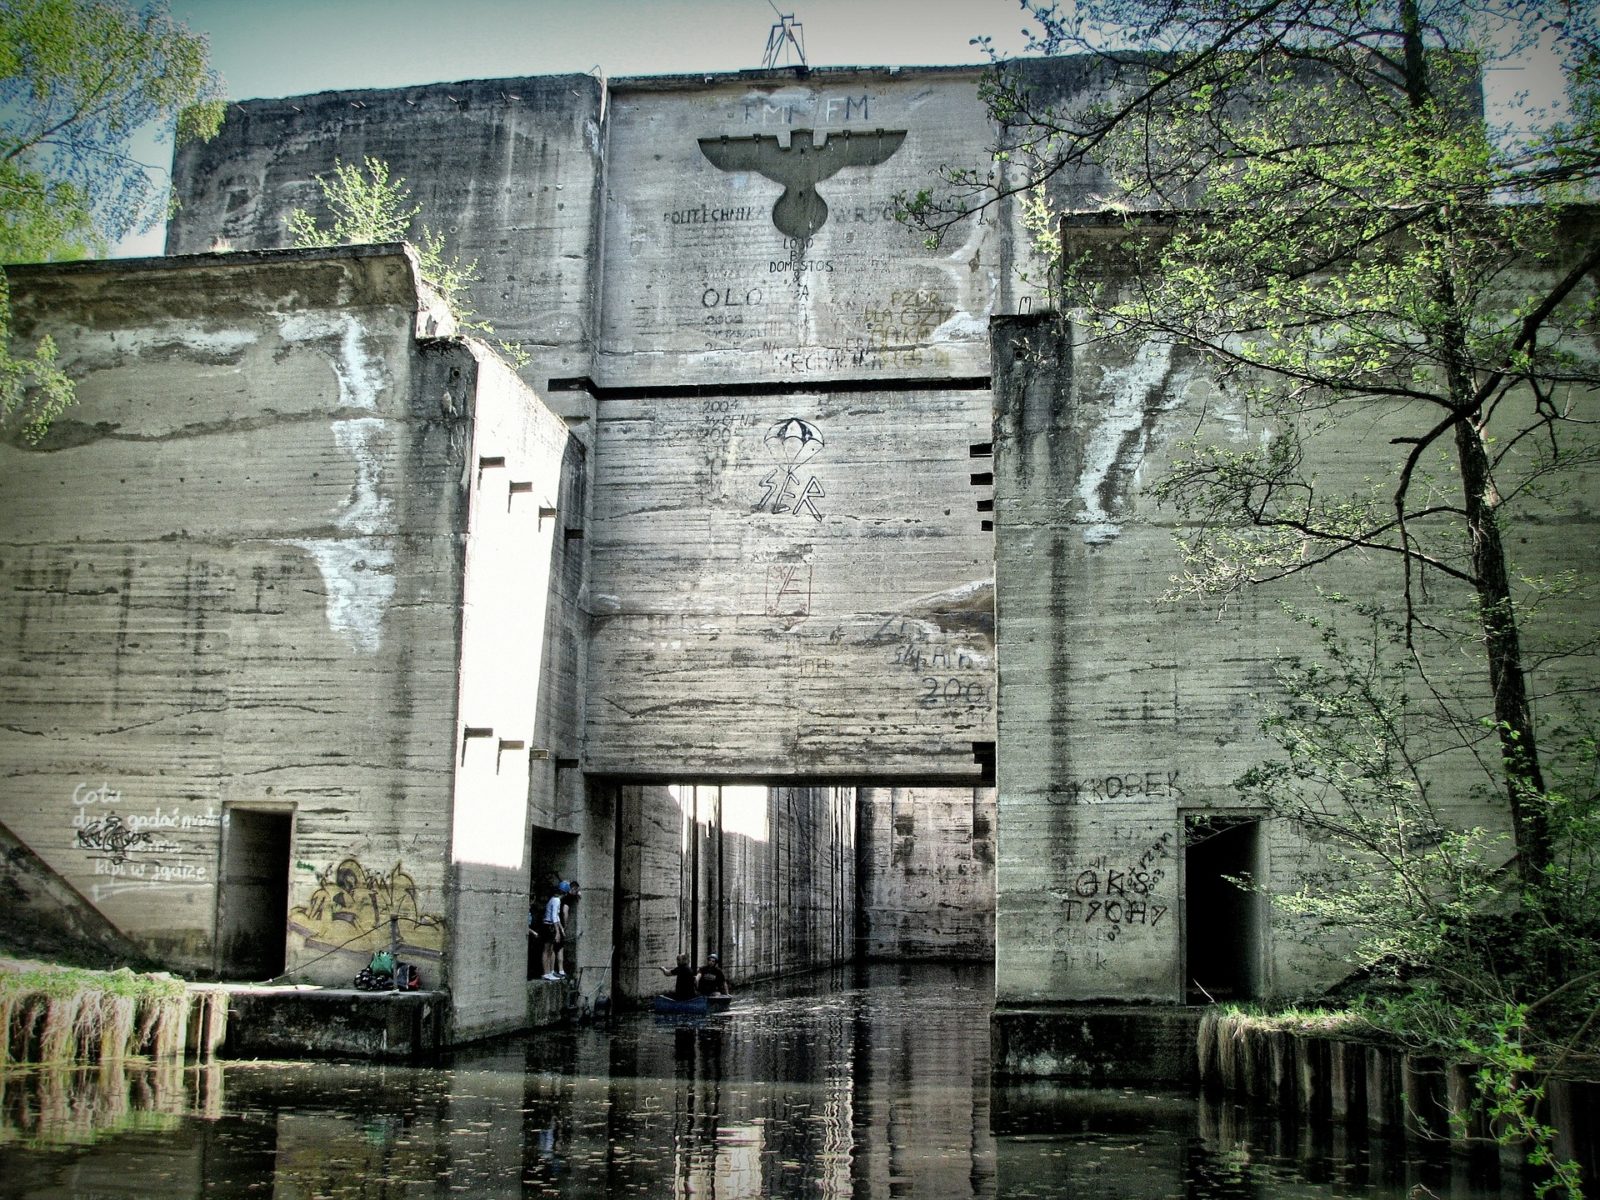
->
[529, 827, 579, 980]
[1183, 815, 1262, 1003]
[215, 806, 292, 980]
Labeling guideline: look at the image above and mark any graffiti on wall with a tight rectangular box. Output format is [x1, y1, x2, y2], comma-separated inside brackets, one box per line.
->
[70, 780, 219, 900]
[287, 857, 445, 960]
[1052, 830, 1176, 968]
[1048, 770, 1184, 805]
[757, 417, 826, 521]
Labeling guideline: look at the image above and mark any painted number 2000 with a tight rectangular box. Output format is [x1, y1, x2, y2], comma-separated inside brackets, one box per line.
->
[919, 677, 987, 706]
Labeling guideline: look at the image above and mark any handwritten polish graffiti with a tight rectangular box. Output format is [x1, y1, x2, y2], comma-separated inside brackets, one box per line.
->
[287, 857, 445, 960]
[756, 417, 827, 522]
[867, 616, 991, 710]
[70, 781, 214, 884]
[1057, 830, 1175, 942]
[1047, 770, 1185, 805]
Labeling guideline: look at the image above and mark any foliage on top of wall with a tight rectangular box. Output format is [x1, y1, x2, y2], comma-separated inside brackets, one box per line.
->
[287, 155, 529, 367]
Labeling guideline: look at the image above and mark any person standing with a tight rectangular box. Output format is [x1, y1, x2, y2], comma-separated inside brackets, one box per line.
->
[556, 880, 580, 979]
[539, 882, 564, 981]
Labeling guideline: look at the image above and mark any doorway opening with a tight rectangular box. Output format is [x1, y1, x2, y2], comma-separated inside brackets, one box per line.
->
[529, 826, 579, 980]
[215, 806, 293, 980]
[1183, 815, 1262, 1003]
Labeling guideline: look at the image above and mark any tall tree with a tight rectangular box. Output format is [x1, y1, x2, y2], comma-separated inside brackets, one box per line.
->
[911, 1, 1600, 891]
[1, 0, 223, 440]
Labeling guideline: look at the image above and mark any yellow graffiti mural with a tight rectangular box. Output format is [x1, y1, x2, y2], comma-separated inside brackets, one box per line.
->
[287, 858, 445, 961]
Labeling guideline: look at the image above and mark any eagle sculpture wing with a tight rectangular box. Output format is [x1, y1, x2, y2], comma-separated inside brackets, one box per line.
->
[698, 129, 907, 239]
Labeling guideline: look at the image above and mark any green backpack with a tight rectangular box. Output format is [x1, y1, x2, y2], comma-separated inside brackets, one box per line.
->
[369, 950, 395, 975]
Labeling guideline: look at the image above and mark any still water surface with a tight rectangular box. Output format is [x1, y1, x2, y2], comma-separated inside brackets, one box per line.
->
[0, 963, 1518, 1198]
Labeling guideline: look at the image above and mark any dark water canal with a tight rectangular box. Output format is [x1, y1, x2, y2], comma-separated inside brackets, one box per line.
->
[0, 963, 1523, 1198]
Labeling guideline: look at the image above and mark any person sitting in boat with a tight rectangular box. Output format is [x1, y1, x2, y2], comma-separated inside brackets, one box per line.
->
[658, 954, 697, 1001]
[696, 953, 731, 997]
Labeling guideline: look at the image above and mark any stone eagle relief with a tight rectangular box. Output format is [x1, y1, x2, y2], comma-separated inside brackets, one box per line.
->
[698, 128, 907, 239]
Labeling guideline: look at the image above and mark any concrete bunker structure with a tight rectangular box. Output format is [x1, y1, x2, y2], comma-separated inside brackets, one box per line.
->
[3, 58, 1594, 1071]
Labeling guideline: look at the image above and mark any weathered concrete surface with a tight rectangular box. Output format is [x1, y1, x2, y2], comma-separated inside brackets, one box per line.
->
[167, 66, 1012, 786]
[1, 247, 590, 1045]
[856, 786, 995, 959]
[222, 986, 444, 1062]
[597, 68, 1044, 388]
[988, 211, 1600, 1012]
[167, 75, 606, 417]
[0, 819, 158, 969]
[586, 386, 995, 778]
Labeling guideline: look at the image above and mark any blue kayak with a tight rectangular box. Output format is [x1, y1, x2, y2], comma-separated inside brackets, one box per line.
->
[653, 993, 733, 1015]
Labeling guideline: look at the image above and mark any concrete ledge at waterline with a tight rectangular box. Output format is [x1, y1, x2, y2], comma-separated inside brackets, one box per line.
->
[220, 986, 445, 1062]
[527, 977, 576, 1029]
[991, 1006, 1203, 1086]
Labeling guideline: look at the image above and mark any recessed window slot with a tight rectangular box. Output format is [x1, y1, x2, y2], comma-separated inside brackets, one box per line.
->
[477, 455, 506, 488]
[564, 526, 584, 542]
[969, 442, 993, 458]
[970, 472, 993, 486]
[972, 741, 996, 783]
[980, 519, 994, 532]
[538, 505, 558, 529]
[976, 498, 994, 512]
[508, 481, 533, 511]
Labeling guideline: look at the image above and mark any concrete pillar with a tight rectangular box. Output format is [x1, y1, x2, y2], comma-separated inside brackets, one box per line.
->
[1366, 1044, 1404, 1137]
[1196, 1009, 1221, 1090]
[1293, 1034, 1330, 1123]
[1264, 1029, 1293, 1110]
[1330, 1040, 1367, 1125]
[1402, 1054, 1450, 1139]
[1548, 1077, 1598, 1186]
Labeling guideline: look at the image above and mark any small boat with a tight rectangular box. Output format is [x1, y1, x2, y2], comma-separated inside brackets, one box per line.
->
[652, 992, 734, 1015]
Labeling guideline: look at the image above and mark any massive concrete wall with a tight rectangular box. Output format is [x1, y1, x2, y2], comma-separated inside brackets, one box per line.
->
[989, 216, 1600, 1012]
[1, 248, 462, 978]
[445, 339, 591, 1039]
[168, 66, 1030, 784]
[0, 247, 589, 1041]
[167, 75, 606, 423]
[586, 385, 995, 778]
[597, 68, 1039, 386]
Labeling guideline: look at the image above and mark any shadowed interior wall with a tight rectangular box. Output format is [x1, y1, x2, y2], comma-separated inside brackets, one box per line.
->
[856, 786, 995, 959]
[611, 784, 855, 1004]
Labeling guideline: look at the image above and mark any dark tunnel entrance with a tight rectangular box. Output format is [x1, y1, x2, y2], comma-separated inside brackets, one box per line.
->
[1183, 816, 1262, 1003]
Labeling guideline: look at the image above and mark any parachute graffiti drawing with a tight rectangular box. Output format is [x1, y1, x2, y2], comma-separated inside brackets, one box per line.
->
[764, 417, 825, 469]
[759, 417, 827, 521]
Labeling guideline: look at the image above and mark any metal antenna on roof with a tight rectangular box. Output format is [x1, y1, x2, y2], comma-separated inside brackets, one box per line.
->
[761, 2, 807, 70]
